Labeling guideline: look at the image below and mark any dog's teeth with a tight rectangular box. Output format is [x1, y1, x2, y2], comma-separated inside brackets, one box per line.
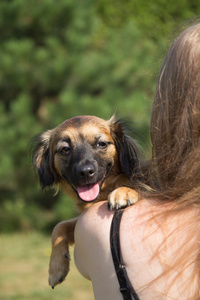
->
[115, 203, 119, 210]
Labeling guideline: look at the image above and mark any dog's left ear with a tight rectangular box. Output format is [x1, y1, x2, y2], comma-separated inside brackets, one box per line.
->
[32, 130, 56, 189]
[108, 117, 139, 177]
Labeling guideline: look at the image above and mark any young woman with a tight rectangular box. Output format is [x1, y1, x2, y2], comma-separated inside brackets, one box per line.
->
[74, 23, 200, 300]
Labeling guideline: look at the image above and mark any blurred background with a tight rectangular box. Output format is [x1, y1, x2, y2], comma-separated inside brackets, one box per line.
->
[0, 0, 200, 299]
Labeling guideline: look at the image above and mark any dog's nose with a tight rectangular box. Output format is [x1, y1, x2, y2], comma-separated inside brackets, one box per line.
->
[76, 164, 95, 181]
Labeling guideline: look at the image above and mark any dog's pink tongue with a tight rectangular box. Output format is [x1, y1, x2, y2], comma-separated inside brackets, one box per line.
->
[77, 183, 100, 201]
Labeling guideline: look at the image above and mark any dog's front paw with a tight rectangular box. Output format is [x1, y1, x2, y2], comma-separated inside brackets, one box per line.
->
[48, 239, 70, 289]
[108, 187, 139, 210]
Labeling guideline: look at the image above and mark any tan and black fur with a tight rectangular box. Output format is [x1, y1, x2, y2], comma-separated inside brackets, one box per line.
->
[33, 115, 140, 288]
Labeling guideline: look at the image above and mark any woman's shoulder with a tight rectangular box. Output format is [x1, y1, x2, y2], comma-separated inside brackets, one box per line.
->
[76, 199, 157, 235]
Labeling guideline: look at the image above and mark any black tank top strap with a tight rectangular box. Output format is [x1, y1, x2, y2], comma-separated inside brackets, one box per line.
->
[110, 210, 140, 300]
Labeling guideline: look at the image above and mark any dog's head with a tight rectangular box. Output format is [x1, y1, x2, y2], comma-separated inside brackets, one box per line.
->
[33, 115, 139, 203]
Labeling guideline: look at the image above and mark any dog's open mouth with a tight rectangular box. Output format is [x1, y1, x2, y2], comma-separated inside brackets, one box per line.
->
[77, 183, 100, 202]
[74, 165, 112, 202]
[76, 170, 109, 202]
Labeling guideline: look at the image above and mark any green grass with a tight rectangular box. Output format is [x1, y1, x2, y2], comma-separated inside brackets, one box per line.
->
[0, 232, 93, 300]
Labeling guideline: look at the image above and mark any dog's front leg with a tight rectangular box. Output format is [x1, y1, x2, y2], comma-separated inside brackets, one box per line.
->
[48, 217, 78, 288]
[108, 187, 139, 210]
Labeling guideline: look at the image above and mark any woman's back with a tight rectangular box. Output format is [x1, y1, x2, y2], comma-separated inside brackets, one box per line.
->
[75, 200, 197, 300]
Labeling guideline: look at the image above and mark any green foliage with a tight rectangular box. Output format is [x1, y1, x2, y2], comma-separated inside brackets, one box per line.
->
[0, 0, 199, 231]
[0, 192, 76, 233]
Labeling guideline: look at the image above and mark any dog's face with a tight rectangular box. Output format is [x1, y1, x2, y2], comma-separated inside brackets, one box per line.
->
[33, 115, 138, 204]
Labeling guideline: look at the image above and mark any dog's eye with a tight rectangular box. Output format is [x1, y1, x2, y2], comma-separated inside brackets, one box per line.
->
[59, 146, 70, 154]
[96, 141, 108, 149]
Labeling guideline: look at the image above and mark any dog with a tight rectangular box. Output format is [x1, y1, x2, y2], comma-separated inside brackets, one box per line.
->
[33, 115, 140, 288]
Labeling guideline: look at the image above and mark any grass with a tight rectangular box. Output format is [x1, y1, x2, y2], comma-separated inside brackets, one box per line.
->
[0, 232, 94, 300]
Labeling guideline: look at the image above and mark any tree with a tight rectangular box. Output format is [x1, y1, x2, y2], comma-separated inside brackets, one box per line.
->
[0, 0, 199, 231]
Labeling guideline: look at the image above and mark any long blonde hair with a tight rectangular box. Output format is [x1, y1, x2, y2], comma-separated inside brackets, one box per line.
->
[146, 23, 200, 299]
[151, 24, 200, 199]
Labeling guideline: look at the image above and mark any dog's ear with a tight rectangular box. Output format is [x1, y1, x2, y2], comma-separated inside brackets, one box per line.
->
[108, 116, 139, 177]
[32, 130, 55, 189]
